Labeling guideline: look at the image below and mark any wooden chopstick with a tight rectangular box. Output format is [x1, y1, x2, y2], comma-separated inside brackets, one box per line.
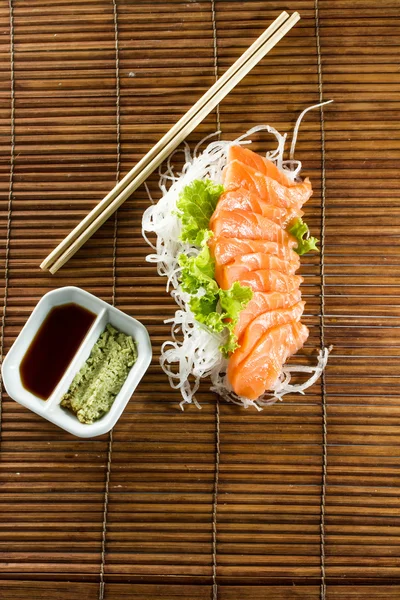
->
[41, 11, 300, 274]
[40, 10, 291, 273]
[41, 11, 290, 274]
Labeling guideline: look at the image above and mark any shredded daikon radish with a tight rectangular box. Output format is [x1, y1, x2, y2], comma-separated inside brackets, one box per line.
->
[266, 346, 330, 404]
[142, 119, 330, 409]
[289, 100, 334, 161]
[161, 306, 226, 410]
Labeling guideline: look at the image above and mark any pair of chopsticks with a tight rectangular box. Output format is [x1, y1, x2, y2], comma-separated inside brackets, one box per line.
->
[41, 11, 300, 274]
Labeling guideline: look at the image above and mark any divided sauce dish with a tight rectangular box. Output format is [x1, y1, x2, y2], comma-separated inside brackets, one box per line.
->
[1, 286, 152, 438]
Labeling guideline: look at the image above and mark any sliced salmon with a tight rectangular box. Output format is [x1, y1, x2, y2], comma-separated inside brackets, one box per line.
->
[223, 160, 312, 214]
[234, 269, 303, 294]
[204, 144, 314, 401]
[228, 321, 309, 400]
[209, 188, 290, 225]
[228, 144, 294, 187]
[211, 210, 295, 246]
[227, 251, 298, 275]
[209, 237, 299, 265]
[234, 290, 303, 340]
[215, 252, 299, 290]
[229, 301, 305, 375]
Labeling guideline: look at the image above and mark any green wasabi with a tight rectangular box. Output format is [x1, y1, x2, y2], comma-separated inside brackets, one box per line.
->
[61, 324, 137, 424]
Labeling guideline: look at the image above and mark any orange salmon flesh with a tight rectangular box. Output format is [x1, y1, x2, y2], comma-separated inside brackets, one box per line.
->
[209, 144, 313, 401]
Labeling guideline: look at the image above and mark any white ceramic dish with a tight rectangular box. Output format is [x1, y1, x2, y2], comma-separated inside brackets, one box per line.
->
[1, 286, 152, 438]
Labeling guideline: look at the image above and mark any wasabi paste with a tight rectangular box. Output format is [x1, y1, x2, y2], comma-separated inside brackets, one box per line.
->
[61, 324, 137, 424]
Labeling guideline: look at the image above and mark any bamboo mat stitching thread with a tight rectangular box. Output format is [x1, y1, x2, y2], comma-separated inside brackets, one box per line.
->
[0, 0, 15, 444]
[211, 0, 221, 133]
[210, 2, 221, 599]
[99, 1, 121, 597]
[212, 400, 221, 600]
[99, 433, 113, 600]
[314, 1, 327, 598]
[111, 0, 121, 308]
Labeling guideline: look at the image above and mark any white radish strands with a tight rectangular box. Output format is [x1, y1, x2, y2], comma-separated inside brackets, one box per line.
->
[289, 100, 334, 161]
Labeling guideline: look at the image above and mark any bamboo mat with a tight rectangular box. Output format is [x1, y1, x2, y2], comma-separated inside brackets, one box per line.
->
[0, 0, 399, 598]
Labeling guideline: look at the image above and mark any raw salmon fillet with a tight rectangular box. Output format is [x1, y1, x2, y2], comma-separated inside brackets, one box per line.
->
[223, 160, 312, 214]
[210, 189, 290, 225]
[229, 301, 305, 375]
[216, 254, 299, 290]
[234, 290, 303, 340]
[236, 270, 303, 294]
[207, 145, 312, 401]
[228, 144, 295, 187]
[218, 251, 298, 279]
[209, 237, 299, 265]
[211, 210, 295, 246]
[228, 321, 309, 400]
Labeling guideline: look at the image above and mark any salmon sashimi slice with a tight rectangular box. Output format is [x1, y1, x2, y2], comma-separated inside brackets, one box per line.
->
[234, 290, 303, 340]
[209, 237, 299, 265]
[223, 160, 312, 213]
[211, 210, 295, 246]
[206, 146, 313, 402]
[224, 251, 298, 276]
[228, 144, 294, 187]
[229, 301, 305, 375]
[209, 189, 289, 225]
[228, 321, 309, 400]
[215, 252, 299, 290]
[233, 269, 303, 294]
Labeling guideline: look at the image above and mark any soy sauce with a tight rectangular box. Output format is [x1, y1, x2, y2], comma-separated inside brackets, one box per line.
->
[20, 303, 96, 400]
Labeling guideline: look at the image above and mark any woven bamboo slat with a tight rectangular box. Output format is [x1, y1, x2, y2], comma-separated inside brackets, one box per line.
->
[0, 0, 399, 599]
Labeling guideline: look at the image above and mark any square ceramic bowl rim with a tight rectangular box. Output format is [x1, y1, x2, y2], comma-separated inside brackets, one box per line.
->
[1, 286, 152, 438]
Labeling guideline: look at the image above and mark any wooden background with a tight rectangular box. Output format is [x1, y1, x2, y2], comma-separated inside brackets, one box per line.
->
[0, 1, 399, 599]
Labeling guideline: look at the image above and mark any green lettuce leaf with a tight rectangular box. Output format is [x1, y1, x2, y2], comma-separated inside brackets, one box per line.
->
[218, 282, 253, 357]
[189, 296, 223, 332]
[179, 249, 252, 356]
[187, 279, 253, 358]
[219, 281, 254, 318]
[179, 244, 218, 296]
[176, 179, 224, 245]
[288, 218, 319, 255]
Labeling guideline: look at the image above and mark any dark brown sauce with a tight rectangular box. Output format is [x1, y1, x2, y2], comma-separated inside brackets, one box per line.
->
[20, 303, 96, 400]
